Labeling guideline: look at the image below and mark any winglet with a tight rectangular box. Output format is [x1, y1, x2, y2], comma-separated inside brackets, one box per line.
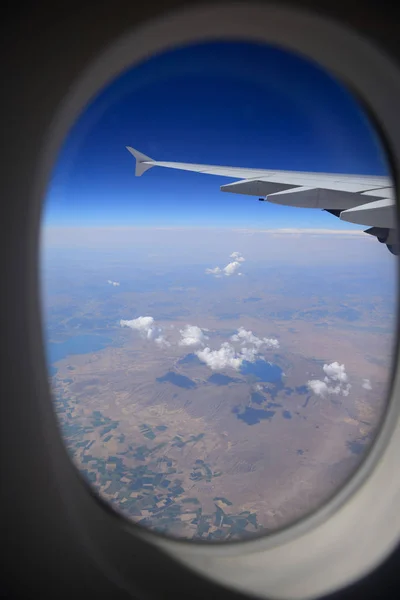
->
[126, 146, 155, 176]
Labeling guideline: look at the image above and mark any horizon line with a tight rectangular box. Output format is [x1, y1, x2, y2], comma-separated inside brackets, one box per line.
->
[42, 225, 366, 235]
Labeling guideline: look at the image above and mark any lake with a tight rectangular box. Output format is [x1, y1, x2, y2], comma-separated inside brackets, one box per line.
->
[240, 360, 282, 383]
[250, 391, 265, 405]
[46, 334, 111, 375]
[233, 406, 276, 426]
[347, 440, 366, 455]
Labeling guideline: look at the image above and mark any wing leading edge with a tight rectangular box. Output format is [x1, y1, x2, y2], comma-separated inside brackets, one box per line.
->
[126, 146, 397, 254]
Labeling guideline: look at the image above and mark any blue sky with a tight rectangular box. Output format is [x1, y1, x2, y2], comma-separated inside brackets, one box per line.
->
[44, 41, 389, 229]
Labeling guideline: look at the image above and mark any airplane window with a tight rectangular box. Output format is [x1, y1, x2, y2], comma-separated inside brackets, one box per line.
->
[40, 40, 397, 542]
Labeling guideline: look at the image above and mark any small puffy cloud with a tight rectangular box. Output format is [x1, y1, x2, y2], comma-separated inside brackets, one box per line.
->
[308, 379, 330, 396]
[230, 251, 245, 263]
[223, 261, 241, 276]
[307, 380, 350, 397]
[239, 346, 258, 363]
[179, 325, 209, 347]
[265, 343, 278, 352]
[231, 327, 260, 347]
[107, 280, 120, 286]
[155, 335, 171, 348]
[206, 252, 246, 277]
[196, 322, 280, 371]
[120, 316, 160, 341]
[342, 385, 351, 397]
[196, 342, 257, 371]
[323, 362, 348, 383]
[362, 379, 372, 390]
[231, 327, 279, 349]
[196, 342, 241, 371]
[205, 266, 222, 277]
[308, 361, 351, 397]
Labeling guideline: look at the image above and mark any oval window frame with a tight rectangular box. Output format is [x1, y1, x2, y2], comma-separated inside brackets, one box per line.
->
[33, 3, 400, 599]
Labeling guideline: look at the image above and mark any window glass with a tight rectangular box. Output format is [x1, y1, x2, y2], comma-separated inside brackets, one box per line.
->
[41, 41, 397, 541]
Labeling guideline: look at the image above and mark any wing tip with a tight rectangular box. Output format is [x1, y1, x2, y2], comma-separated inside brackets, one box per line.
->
[126, 146, 154, 176]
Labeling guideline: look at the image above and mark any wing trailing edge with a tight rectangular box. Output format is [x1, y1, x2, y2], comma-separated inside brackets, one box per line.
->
[340, 197, 395, 229]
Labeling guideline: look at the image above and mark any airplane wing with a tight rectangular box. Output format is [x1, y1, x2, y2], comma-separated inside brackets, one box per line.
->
[127, 146, 397, 255]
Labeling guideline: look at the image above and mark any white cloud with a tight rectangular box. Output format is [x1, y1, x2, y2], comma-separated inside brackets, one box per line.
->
[307, 379, 351, 397]
[230, 327, 279, 349]
[223, 261, 241, 276]
[239, 346, 258, 363]
[179, 325, 209, 347]
[362, 379, 372, 390]
[323, 362, 348, 383]
[190, 322, 280, 371]
[308, 361, 351, 397]
[120, 318, 208, 350]
[206, 252, 246, 277]
[120, 316, 161, 341]
[230, 251, 245, 263]
[107, 280, 120, 286]
[155, 335, 171, 348]
[196, 342, 258, 371]
[196, 343, 241, 371]
[205, 266, 222, 277]
[308, 379, 330, 396]
[120, 315, 279, 371]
